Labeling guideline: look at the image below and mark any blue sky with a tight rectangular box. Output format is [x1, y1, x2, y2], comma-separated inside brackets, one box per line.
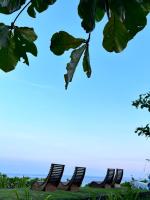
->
[0, 0, 150, 179]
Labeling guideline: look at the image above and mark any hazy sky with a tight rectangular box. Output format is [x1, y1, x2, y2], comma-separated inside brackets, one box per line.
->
[0, 0, 150, 179]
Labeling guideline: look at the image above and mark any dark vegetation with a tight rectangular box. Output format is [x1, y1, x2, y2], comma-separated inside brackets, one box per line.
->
[133, 92, 150, 137]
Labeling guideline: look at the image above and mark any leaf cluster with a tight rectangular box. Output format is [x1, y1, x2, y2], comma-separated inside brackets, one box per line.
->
[133, 92, 150, 111]
[133, 92, 150, 137]
[0, 0, 150, 89]
[50, 0, 150, 88]
[0, 0, 56, 72]
[135, 124, 150, 137]
[27, 0, 56, 18]
[0, 23, 37, 71]
[50, 31, 91, 89]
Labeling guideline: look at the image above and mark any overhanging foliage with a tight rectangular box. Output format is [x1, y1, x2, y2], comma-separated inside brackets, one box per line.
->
[0, 0, 149, 89]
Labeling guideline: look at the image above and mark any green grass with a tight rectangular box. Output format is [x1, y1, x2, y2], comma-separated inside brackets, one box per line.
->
[0, 187, 150, 200]
[0, 187, 142, 200]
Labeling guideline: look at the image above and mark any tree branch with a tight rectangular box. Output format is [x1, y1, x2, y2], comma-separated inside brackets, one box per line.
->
[12, 0, 32, 27]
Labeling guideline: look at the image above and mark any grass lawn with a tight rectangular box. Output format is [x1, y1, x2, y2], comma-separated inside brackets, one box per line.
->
[0, 187, 148, 200]
[0, 187, 126, 200]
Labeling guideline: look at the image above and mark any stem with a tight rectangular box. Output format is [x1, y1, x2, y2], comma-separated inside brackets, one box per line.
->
[86, 33, 91, 44]
[12, 0, 32, 26]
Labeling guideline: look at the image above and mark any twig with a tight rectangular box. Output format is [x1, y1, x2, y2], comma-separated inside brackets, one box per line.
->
[12, 0, 32, 27]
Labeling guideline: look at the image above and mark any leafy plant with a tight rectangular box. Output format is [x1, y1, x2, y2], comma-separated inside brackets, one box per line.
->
[0, 172, 45, 189]
[121, 181, 132, 188]
[133, 92, 150, 137]
[0, 173, 9, 188]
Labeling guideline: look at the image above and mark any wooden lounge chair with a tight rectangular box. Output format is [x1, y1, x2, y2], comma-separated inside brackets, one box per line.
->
[58, 166, 86, 191]
[112, 169, 123, 188]
[31, 163, 65, 191]
[88, 168, 115, 188]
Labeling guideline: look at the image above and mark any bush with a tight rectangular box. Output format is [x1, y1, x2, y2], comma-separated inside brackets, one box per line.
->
[121, 181, 131, 188]
[0, 172, 44, 189]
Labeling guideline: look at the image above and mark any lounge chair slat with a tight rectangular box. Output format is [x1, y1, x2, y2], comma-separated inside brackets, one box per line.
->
[31, 163, 65, 192]
[88, 168, 115, 188]
[112, 169, 123, 187]
[58, 166, 86, 191]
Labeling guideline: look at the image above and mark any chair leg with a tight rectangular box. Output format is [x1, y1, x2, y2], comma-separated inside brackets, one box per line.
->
[114, 184, 121, 188]
[31, 182, 41, 190]
[70, 185, 79, 192]
[45, 184, 57, 192]
[105, 184, 111, 188]
[58, 183, 68, 190]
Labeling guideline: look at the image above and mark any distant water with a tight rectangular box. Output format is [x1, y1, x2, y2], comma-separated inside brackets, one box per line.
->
[6, 173, 130, 186]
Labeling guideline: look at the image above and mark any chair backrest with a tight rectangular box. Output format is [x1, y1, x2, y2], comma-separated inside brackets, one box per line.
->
[69, 167, 86, 187]
[46, 163, 65, 187]
[113, 169, 123, 184]
[103, 168, 115, 184]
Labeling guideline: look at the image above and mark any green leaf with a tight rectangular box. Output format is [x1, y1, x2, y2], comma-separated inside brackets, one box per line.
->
[0, 25, 38, 72]
[27, 0, 57, 17]
[27, 5, 36, 18]
[21, 51, 29, 65]
[109, 0, 125, 20]
[141, 0, 150, 12]
[50, 31, 86, 56]
[0, 37, 18, 72]
[108, 0, 148, 40]
[103, 14, 129, 53]
[16, 27, 37, 42]
[0, 0, 26, 14]
[14, 27, 38, 65]
[0, 23, 9, 49]
[83, 45, 92, 78]
[25, 42, 37, 56]
[78, 0, 97, 33]
[95, 0, 105, 22]
[123, 0, 147, 39]
[64, 44, 86, 89]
